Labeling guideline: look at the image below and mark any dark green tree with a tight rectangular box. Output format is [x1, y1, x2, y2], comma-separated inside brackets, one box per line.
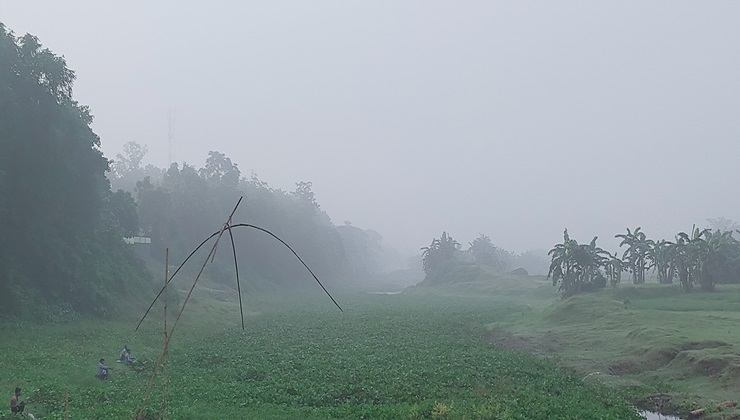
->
[108, 141, 164, 193]
[111, 141, 148, 177]
[107, 189, 140, 237]
[468, 234, 504, 268]
[200, 150, 241, 188]
[336, 221, 382, 277]
[421, 232, 460, 275]
[292, 181, 318, 208]
[0, 24, 151, 316]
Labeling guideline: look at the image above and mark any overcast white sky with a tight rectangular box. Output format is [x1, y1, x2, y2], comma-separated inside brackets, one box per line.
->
[2, 1, 739, 255]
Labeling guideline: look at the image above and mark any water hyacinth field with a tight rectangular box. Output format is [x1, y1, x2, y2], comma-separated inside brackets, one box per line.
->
[0, 292, 640, 419]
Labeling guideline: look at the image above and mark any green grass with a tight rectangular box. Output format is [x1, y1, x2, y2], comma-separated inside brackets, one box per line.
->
[0, 285, 639, 419]
[8, 268, 737, 419]
[493, 283, 740, 417]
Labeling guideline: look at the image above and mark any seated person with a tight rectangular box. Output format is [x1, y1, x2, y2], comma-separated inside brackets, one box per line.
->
[10, 387, 25, 414]
[97, 358, 109, 380]
[120, 345, 134, 366]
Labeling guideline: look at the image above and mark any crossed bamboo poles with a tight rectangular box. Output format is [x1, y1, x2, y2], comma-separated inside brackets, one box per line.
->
[135, 197, 342, 419]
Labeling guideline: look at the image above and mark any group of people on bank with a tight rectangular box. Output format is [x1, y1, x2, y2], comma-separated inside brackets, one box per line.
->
[96, 345, 134, 380]
[10, 345, 134, 417]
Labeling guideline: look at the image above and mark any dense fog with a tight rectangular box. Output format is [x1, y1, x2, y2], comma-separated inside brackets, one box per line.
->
[2, 4, 740, 419]
[3, 2, 738, 260]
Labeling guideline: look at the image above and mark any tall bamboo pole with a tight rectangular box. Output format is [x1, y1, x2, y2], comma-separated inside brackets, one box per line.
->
[163, 248, 168, 420]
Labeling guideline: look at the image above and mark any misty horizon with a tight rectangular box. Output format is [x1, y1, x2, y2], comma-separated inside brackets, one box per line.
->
[3, 1, 739, 256]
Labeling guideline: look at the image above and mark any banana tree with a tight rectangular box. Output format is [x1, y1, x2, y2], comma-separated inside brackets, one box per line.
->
[604, 252, 624, 287]
[701, 229, 740, 290]
[649, 239, 675, 284]
[468, 233, 504, 269]
[573, 236, 609, 288]
[548, 229, 608, 296]
[616, 227, 653, 284]
[689, 227, 711, 291]
[671, 234, 692, 292]
[548, 229, 579, 296]
[421, 231, 460, 275]
[672, 226, 710, 292]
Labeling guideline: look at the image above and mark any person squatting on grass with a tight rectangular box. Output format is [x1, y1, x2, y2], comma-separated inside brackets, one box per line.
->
[120, 345, 134, 366]
[9, 387, 36, 418]
[97, 358, 110, 380]
[10, 387, 25, 414]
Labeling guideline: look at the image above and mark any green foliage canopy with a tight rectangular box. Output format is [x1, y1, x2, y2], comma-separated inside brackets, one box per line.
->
[0, 23, 151, 317]
[421, 231, 460, 275]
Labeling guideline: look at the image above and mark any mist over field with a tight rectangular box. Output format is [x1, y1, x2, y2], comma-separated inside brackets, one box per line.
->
[3, 3, 740, 418]
[3, 1, 738, 257]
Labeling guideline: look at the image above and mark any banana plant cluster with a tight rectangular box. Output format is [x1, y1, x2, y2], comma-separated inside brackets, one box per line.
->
[547, 229, 609, 297]
[619, 226, 740, 292]
[468, 233, 506, 269]
[421, 231, 461, 275]
[549, 226, 740, 296]
[616, 227, 652, 284]
[671, 228, 740, 291]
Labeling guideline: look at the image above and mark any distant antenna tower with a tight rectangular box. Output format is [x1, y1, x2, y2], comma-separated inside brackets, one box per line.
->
[167, 107, 176, 166]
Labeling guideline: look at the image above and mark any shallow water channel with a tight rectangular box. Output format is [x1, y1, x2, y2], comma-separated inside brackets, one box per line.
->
[640, 410, 680, 420]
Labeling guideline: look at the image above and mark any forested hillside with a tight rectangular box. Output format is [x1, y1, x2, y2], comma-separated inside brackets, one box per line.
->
[0, 24, 151, 318]
[0, 22, 407, 321]
[109, 147, 405, 292]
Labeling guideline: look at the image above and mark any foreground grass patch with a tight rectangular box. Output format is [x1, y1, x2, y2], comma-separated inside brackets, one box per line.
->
[496, 284, 740, 416]
[0, 293, 638, 419]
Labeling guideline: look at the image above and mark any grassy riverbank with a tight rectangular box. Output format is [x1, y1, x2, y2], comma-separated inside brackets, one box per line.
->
[0, 280, 637, 419]
[4, 270, 738, 419]
[486, 281, 740, 418]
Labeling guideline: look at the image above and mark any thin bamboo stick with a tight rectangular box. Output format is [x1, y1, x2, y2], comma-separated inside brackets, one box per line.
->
[137, 199, 241, 419]
[163, 248, 168, 420]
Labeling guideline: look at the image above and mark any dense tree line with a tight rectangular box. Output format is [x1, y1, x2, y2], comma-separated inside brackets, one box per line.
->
[548, 224, 740, 297]
[0, 24, 151, 318]
[110, 144, 399, 291]
[0, 22, 400, 319]
[418, 232, 549, 285]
